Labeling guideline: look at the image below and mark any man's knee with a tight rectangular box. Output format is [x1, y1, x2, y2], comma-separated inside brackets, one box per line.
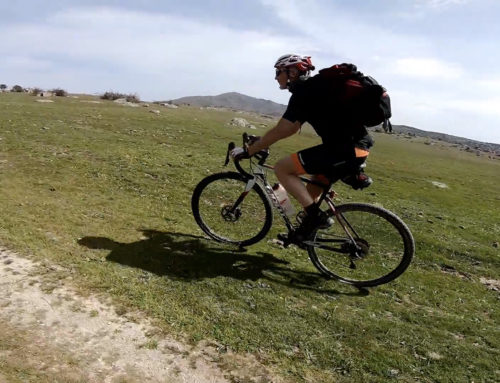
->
[274, 157, 293, 177]
[275, 154, 305, 177]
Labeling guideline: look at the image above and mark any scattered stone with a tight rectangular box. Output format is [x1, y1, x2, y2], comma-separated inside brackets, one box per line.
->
[36, 100, 54, 103]
[149, 110, 160, 115]
[452, 333, 465, 340]
[480, 277, 500, 292]
[268, 239, 284, 247]
[387, 369, 399, 377]
[160, 103, 178, 109]
[114, 98, 140, 107]
[431, 181, 448, 189]
[427, 351, 443, 360]
[228, 117, 256, 130]
[440, 265, 471, 280]
[80, 100, 101, 104]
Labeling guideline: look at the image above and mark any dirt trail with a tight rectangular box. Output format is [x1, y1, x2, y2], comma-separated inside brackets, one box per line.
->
[0, 247, 277, 383]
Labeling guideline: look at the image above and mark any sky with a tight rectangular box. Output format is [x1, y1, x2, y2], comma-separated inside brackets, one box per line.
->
[1, 0, 499, 144]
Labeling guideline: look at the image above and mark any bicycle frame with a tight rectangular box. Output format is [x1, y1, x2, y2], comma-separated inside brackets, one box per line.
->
[225, 133, 364, 251]
[234, 157, 336, 233]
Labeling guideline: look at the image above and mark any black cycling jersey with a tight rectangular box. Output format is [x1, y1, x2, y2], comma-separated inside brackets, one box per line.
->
[282, 75, 374, 155]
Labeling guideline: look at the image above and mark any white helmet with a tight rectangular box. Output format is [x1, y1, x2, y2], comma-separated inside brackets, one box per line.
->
[274, 54, 315, 72]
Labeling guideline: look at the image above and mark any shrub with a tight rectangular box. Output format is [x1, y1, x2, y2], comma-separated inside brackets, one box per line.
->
[101, 91, 140, 103]
[101, 91, 124, 101]
[11, 85, 24, 92]
[0, 84, 7, 91]
[125, 93, 140, 103]
[51, 88, 67, 97]
[31, 87, 43, 96]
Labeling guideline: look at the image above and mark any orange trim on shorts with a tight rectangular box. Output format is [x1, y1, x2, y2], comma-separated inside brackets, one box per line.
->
[290, 153, 307, 175]
[355, 147, 370, 158]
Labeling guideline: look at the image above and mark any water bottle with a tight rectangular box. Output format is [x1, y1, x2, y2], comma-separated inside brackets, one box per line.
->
[272, 183, 295, 217]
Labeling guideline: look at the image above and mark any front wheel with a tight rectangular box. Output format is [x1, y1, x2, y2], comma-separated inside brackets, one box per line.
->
[191, 172, 273, 247]
[307, 203, 414, 287]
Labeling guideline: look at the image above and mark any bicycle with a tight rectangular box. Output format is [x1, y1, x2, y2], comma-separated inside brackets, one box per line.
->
[191, 133, 414, 287]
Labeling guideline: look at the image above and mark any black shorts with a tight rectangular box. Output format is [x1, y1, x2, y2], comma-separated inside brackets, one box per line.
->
[291, 144, 368, 180]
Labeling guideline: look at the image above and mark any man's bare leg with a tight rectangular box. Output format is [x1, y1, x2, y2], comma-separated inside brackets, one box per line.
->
[274, 156, 314, 207]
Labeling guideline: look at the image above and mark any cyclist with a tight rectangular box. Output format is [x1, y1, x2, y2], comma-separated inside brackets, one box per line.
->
[231, 54, 374, 242]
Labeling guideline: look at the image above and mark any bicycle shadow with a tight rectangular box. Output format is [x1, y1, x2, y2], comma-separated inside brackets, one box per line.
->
[77, 229, 368, 296]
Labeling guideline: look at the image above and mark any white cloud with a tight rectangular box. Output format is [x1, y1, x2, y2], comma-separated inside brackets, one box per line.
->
[259, 0, 431, 76]
[477, 77, 500, 92]
[0, 7, 304, 100]
[391, 89, 500, 143]
[416, 0, 468, 9]
[392, 58, 464, 79]
[1, 2, 498, 143]
[2, 56, 54, 71]
[443, 98, 500, 117]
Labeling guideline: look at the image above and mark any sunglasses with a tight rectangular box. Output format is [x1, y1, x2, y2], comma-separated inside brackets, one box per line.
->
[275, 68, 287, 78]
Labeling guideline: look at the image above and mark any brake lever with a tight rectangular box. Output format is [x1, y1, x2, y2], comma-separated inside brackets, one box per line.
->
[224, 142, 235, 166]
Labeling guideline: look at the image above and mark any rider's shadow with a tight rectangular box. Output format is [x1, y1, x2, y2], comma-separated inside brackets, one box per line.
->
[77, 229, 368, 295]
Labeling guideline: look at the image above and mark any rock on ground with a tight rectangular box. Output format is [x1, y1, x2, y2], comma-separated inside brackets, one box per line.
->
[113, 98, 140, 107]
[228, 117, 256, 130]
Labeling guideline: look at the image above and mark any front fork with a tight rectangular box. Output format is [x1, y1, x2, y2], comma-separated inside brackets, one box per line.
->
[224, 177, 256, 217]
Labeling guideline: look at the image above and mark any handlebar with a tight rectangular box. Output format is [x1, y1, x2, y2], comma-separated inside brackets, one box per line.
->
[224, 133, 269, 178]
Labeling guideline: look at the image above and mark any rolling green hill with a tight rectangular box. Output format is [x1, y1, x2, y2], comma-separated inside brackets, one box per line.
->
[169, 91, 500, 155]
[169, 91, 287, 116]
[1, 92, 499, 382]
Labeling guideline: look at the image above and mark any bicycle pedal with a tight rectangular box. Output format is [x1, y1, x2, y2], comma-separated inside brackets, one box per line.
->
[277, 233, 291, 248]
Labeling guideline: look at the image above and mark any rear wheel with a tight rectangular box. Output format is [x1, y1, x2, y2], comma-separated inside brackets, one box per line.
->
[191, 172, 273, 247]
[307, 203, 414, 287]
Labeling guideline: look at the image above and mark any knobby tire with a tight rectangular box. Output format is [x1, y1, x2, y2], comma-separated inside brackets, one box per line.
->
[307, 203, 414, 287]
[191, 172, 273, 247]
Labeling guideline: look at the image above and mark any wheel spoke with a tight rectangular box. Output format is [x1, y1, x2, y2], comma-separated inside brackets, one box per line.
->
[307, 203, 414, 287]
[192, 173, 272, 246]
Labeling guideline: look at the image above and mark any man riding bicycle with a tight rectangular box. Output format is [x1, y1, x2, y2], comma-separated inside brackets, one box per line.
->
[231, 54, 374, 242]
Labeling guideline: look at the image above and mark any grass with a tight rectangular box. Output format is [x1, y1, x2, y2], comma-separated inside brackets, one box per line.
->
[1, 92, 499, 382]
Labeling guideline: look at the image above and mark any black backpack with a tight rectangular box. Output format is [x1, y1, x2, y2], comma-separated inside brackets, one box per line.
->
[318, 63, 392, 130]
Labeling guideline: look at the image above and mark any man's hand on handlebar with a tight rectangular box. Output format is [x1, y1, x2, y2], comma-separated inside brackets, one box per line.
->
[230, 146, 250, 161]
[228, 133, 269, 163]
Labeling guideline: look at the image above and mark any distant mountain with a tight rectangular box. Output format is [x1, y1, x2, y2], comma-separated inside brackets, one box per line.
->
[390, 125, 500, 155]
[168, 92, 499, 155]
[169, 92, 286, 116]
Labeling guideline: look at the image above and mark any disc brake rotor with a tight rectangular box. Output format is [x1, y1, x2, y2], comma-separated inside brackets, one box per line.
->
[221, 205, 242, 222]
